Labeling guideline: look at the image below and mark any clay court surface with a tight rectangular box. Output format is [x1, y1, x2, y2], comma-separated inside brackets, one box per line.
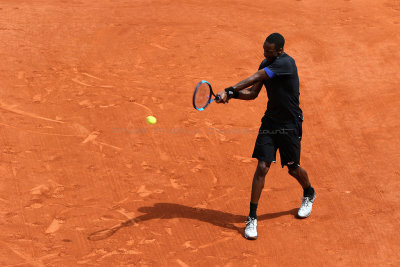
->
[0, 0, 399, 266]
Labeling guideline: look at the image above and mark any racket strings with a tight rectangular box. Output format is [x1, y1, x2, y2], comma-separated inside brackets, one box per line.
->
[194, 82, 211, 109]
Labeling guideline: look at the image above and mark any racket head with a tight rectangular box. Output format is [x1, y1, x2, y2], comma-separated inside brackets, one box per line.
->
[193, 80, 214, 111]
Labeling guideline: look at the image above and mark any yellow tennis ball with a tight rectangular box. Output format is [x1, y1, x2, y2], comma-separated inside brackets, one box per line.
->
[146, 115, 157, 124]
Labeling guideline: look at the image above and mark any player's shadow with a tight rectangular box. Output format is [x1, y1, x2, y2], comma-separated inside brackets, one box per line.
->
[88, 203, 297, 241]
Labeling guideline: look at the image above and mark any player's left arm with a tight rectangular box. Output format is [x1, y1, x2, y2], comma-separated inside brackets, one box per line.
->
[231, 69, 270, 91]
[216, 69, 271, 103]
[235, 81, 263, 100]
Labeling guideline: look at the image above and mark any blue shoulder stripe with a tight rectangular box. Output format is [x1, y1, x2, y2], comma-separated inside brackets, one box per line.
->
[263, 67, 276, 78]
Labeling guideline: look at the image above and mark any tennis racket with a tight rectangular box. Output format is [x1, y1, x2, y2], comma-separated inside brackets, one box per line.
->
[192, 80, 220, 111]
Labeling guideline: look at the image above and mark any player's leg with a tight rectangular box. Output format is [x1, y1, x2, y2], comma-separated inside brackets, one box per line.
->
[250, 118, 277, 220]
[278, 123, 310, 190]
[288, 165, 316, 218]
[287, 164, 315, 198]
[245, 161, 271, 240]
[288, 165, 311, 190]
[279, 118, 316, 218]
[250, 161, 271, 204]
[247, 117, 277, 239]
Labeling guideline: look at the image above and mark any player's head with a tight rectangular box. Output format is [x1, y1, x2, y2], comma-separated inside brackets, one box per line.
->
[263, 33, 285, 61]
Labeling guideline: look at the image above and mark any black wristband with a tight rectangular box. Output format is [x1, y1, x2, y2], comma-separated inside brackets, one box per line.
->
[225, 86, 239, 99]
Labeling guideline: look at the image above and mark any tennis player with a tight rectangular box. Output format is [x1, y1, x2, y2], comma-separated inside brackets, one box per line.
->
[216, 33, 316, 240]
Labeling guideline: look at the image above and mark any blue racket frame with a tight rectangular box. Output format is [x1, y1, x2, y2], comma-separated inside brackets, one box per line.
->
[192, 80, 220, 111]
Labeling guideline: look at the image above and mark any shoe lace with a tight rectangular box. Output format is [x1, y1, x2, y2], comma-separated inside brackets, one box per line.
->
[246, 217, 256, 230]
[301, 197, 311, 208]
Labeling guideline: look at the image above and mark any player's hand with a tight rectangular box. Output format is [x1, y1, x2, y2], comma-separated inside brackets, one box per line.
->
[216, 91, 228, 104]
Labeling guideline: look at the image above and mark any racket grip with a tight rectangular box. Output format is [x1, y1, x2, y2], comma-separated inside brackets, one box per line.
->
[215, 95, 221, 101]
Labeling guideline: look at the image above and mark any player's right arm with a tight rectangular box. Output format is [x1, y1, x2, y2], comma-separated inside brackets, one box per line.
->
[236, 81, 263, 100]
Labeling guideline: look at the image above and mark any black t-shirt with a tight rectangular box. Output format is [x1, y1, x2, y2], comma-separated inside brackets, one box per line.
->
[258, 53, 302, 123]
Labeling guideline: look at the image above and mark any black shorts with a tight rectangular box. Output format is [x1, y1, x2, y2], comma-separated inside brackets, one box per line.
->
[252, 115, 303, 168]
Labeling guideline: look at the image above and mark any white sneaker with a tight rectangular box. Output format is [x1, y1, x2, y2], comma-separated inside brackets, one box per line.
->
[244, 216, 258, 240]
[298, 192, 316, 218]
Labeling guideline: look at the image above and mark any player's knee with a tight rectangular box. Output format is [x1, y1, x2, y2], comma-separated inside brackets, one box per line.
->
[287, 163, 300, 176]
[288, 168, 296, 177]
[257, 161, 271, 176]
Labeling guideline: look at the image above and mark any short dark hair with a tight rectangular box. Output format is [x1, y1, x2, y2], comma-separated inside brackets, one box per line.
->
[265, 33, 285, 50]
